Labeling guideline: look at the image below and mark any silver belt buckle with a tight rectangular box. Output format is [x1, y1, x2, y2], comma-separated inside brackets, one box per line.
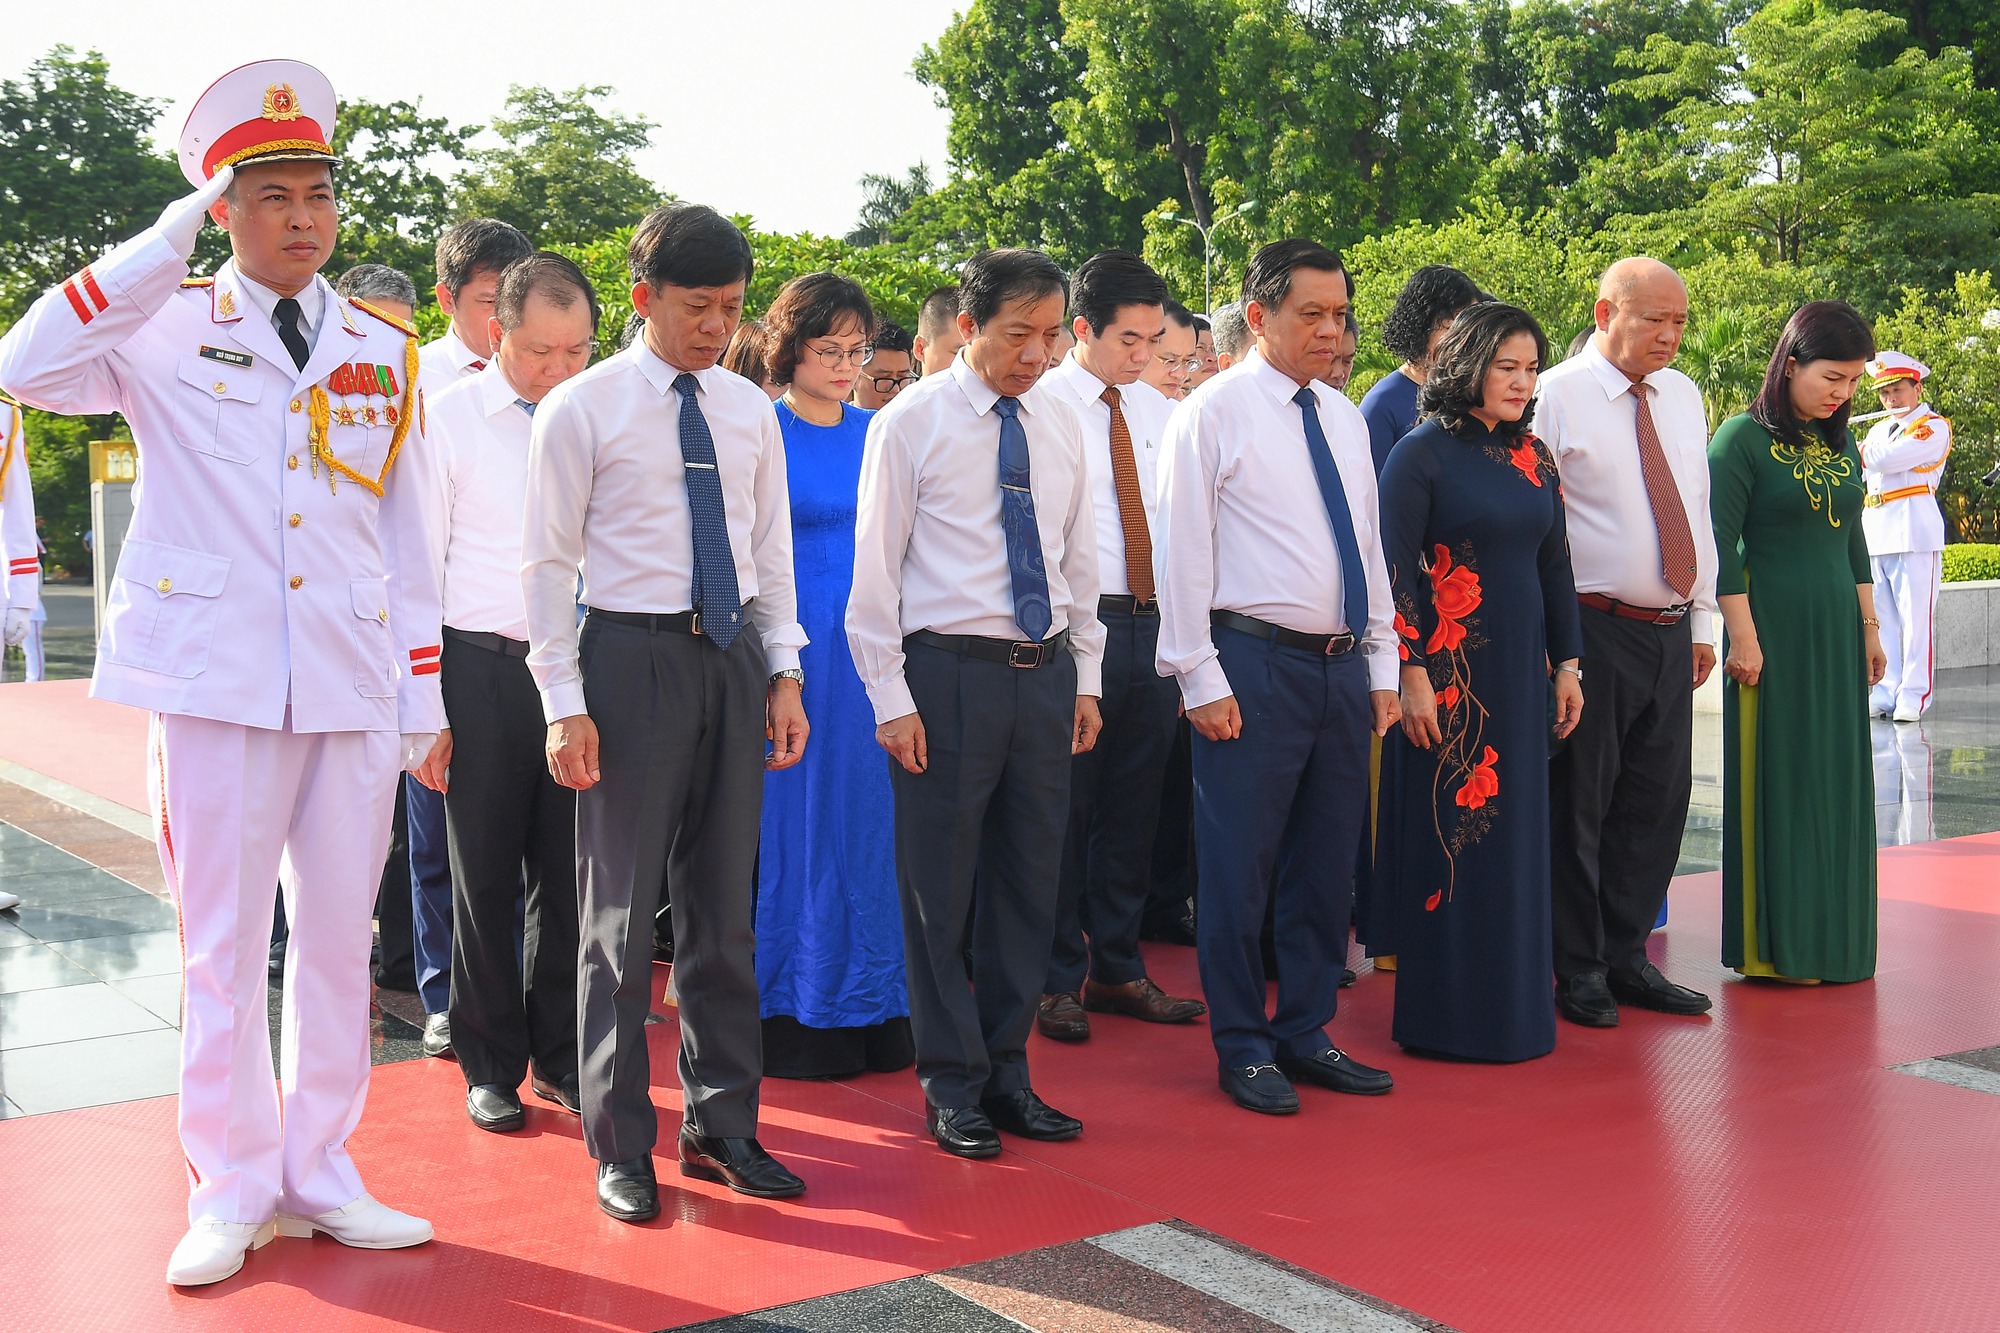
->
[1008, 640, 1046, 668]
[690, 610, 702, 636]
[1327, 633, 1354, 655]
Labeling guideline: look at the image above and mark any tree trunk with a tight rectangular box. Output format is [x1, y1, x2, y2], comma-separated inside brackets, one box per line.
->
[1165, 107, 1213, 231]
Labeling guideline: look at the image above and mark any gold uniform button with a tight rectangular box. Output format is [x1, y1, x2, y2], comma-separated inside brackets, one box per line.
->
[213, 381, 227, 394]
[377, 609, 389, 623]
[287, 455, 299, 470]
[290, 399, 302, 413]
[156, 577, 173, 594]
[289, 575, 303, 590]
[288, 513, 302, 528]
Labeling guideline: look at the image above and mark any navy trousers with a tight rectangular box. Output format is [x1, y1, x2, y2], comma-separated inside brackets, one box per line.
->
[404, 775, 453, 1016]
[1192, 626, 1371, 1070]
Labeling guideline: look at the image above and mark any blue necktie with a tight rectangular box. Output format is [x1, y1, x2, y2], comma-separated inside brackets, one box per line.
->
[993, 396, 1052, 641]
[674, 372, 744, 649]
[1293, 385, 1369, 638]
[516, 398, 537, 418]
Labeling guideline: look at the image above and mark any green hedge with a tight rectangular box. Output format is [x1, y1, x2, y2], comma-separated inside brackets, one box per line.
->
[1943, 544, 2000, 583]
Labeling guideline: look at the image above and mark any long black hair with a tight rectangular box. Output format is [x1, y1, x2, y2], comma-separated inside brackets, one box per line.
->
[1418, 302, 1548, 441]
[1750, 301, 1876, 447]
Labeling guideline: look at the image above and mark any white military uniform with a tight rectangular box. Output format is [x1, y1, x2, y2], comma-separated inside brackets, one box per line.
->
[0, 229, 443, 1227]
[1861, 400, 1950, 717]
[0, 397, 42, 652]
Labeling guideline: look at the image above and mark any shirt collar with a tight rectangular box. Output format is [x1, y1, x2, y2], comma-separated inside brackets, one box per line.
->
[1248, 349, 1316, 407]
[1048, 354, 1117, 403]
[630, 339, 720, 397]
[234, 267, 324, 334]
[440, 327, 488, 373]
[947, 351, 1044, 419]
[1580, 337, 1663, 400]
[475, 361, 526, 418]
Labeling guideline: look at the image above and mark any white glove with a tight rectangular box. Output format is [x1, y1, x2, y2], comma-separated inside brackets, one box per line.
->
[157, 166, 234, 257]
[400, 733, 438, 773]
[2, 608, 28, 647]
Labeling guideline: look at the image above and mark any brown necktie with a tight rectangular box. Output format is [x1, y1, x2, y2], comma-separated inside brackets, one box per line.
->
[1633, 382, 1697, 600]
[1102, 386, 1155, 602]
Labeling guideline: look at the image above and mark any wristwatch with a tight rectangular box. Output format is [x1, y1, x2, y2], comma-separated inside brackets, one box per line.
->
[1556, 664, 1583, 682]
[770, 668, 805, 689]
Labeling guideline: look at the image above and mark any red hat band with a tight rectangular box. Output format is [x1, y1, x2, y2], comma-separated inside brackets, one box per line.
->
[202, 115, 332, 178]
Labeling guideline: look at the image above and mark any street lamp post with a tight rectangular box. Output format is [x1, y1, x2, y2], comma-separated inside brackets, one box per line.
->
[1160, 200, 1257, 313]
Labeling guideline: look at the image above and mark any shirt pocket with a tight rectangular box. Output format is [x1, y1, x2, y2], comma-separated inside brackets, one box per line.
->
[171, 355, 265, 464]
[350, 577, 396, 699]
[100, 539, 231, 678]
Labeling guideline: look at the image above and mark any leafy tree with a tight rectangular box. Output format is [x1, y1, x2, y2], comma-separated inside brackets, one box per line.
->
[0, 47, 183, 324]
[22, 408, 104, 579]
[332, 99, 478, 294]
[453, 86, 663, 248]
[1829, 0, 2000, 90]
[1869, 271, 2000, 541]
[846, 164, 934, 247]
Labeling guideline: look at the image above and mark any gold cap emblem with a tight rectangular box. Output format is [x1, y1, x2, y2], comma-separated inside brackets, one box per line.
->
[262, 83, 302, 122]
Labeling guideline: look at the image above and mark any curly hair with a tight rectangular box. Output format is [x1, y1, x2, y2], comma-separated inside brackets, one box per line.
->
[1750, 300, 1875, 448]
[1417, 302, 1548, 441]
[763, 272, 876, 387]
[1381, 265, 1485, 368]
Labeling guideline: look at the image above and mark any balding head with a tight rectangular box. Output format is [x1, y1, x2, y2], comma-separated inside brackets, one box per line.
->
[1593, 256, 1689, 379]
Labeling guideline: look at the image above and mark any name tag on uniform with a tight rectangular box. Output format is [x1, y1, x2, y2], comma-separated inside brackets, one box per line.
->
[199, 346, 254, 368]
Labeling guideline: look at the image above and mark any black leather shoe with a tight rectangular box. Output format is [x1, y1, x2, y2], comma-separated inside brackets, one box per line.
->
[421, 1012, 454, 1059]
[1278, 1046, 1394, 1095]
[467, 1083, 524, 1132]
[597, 1156, 658, 1222]
[1556, 972, 1620, 1028]
[1608, 962, 1713, 1016]
[531, 1074, 582, 1114]
[979, 1088, 1082, 1141]
[1140, 903, 1198, 947]
[925, 1103, 1002, 1159]
[1340, 967, 1357, 988]
[1218, 1063, 1299, 1115]
[268, 939, 287, 983]
[677, 1128, 806, 1198]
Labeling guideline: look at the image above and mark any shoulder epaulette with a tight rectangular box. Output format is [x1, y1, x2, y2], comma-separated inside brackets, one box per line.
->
[348, 297, 417, 338]
[181, 277, 214, 289]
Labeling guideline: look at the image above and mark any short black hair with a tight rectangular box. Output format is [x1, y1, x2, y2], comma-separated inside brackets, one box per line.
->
[335, 263, 417, 310]
[722, 319, 773, 386]
[495, 251, 600, 335]
[1071, 250, 1168, 336]
[1163, 299, 1196, 330]
[629, 203, 754, 291]
[917, 285, 960, 339]
[871, 319, 914, 356]
[958, 249, 1068, 328]
[763, 272, 876, 387]
[435, 218, 533, 298]
[1381, 265, 1484, 367]
[1752, 300, 1876, 447]
[1242, 239, 1346, 315]
[1418, 302, 1549, 441]
[1192, 314, 1211, 334]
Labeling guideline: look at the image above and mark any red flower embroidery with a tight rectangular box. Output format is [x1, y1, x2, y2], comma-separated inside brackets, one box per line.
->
[1424, 890, 1442, 912]
[1394, 611, 1419, 661]
[1509, 442, 1545, 486]
[1426, 545, 1482, 654]
[1455, 745, 1500, 809]
[1438, 684, 1461, 711]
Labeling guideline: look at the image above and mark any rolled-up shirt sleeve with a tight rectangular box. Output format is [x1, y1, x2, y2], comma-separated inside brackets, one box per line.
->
[847, 408, 920, 724]
[1153, 397, 1232, 709]
[522, 388, 593, 722]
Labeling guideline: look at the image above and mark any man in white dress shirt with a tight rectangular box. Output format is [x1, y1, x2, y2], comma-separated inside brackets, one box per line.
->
[1860, 351, 1952, 722]
[525, 203, 809, 1222]
[1036, 250, 1206, 1044]
[1155, 239, 1401, 1116]
[911, 284, 964, 378]
[1538, 257, 1719, 1027]
[417, 253, 596, 1135]
[419, 218, 532, 383]
[0, 60, 440, 1285]
[848, 248, 1105, 1160]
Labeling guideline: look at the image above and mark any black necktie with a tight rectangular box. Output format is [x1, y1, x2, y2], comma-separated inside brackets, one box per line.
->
[274, 297, 310, 371]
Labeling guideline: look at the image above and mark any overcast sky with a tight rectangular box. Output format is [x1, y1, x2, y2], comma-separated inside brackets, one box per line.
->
[5, 0, 965, 236]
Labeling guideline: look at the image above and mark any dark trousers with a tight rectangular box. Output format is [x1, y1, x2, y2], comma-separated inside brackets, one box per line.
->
[440, 634, 579, 1090]
[893, 638, 1075, 1109]
[405, 776, 453, 1014]
[575, 616, 768, 1161]
[1550, 606, 1694, 981]
[1145, 721, 1197, 925]
[372, 782, 415, 990]
[1192, 627, 1369, 1070]
[1049, 609, 1179, 993]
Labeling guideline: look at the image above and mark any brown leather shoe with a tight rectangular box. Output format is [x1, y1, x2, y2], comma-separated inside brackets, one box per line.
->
[1082, 976, 1207, 1024]
[1036, 992, 1090, 1042]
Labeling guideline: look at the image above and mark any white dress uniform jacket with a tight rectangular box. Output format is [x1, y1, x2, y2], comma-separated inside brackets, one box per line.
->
[0, 228, 443, 734]
[0, 398, 40, 616]
[1861, 406, 1952, 556]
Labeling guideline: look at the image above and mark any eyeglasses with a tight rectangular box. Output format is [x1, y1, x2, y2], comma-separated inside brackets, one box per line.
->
[1155, 353, 1201, 373]
[864, 372, 918, 392]
[807, 343, 874, 368]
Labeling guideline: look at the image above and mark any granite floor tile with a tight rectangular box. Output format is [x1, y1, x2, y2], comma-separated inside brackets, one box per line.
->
[0, 866, 149, 908]
[6, 893, 177, 942]
[675, 1277, 1023, 1333]
[0, 1026, 182, 1114]
[111, 973, 184, 1025]
[0, 841, 90, 880]
[936, 1239, 1289, 1332]
[0, 980, 170, 1049]
[0, 1093, 20, 1118]
[0, 944, 98, 995]
[49, 930, 184, 980]
[0, 918, 36, 949]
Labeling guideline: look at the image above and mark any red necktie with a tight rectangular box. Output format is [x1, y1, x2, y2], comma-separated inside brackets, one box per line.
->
[1633, 383, 1697, 600]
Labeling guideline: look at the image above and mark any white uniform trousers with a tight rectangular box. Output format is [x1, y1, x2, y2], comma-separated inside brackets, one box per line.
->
[1870, 551, 1941, 716]
[148, 712, 398, 1225]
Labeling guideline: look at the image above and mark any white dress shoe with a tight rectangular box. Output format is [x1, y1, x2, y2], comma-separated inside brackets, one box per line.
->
[166, 1218, 275, 1286]
[275, 1194, 433, 1249]
[1893, 704, 1922, 723]
[0, 888, 20, 911]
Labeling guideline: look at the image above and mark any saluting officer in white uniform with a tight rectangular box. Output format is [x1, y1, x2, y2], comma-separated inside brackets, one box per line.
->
[0, 60, 444, 1287]
[1860, 351, 1952, 722]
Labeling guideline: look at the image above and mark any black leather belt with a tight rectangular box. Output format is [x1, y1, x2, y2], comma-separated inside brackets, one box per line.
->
[1211, 608, 1355, 656]
[444, 626, 530, 658]
[908, 628, 1070, 668]
[588, 608, 704, 635]
[1099, 594, 1159, 616]
[1577, 592, 1689, 626]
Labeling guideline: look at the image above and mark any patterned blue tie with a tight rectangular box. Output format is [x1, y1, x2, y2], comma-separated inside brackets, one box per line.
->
[993, 396, 1052, 641]
[516, 398, 537, 417]
[674, 372, 744, 649]
[1293, 385, 1369, 638]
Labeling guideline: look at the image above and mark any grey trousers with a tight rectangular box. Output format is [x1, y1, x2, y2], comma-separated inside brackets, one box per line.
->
[892, 638, 1075, 1109]
[575, 615, 768, 1162]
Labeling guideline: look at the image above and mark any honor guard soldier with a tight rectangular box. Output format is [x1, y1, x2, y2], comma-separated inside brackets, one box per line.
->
[1860, 351, 1952, 721]
[0, 59, 444, 1287]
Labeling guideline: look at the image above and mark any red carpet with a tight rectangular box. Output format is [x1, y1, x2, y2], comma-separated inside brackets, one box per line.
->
[6, 832, 2000, 1329]
[0, 678, 149, 812]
